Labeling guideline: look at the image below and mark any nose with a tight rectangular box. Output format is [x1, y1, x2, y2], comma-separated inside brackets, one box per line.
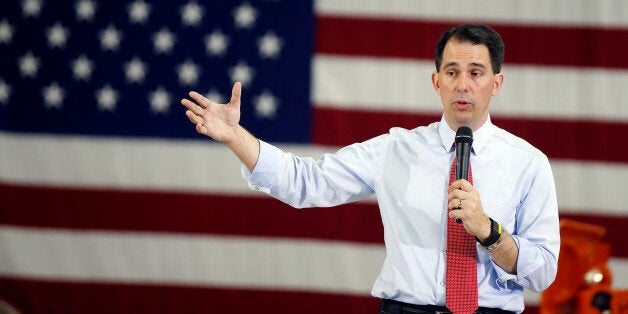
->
[457, 74, 469, 93]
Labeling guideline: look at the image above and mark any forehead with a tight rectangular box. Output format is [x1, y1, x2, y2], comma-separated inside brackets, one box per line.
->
[442, 40, 492, 70]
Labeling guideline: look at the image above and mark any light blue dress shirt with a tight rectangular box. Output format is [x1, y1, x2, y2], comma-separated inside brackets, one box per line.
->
[242, 115, 559, 313]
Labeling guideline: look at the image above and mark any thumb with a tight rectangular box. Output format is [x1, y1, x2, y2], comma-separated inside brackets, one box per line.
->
[230, 82, 242, 109]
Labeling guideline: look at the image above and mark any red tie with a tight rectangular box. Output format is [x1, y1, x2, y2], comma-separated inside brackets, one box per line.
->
[446, 159, 478, 313]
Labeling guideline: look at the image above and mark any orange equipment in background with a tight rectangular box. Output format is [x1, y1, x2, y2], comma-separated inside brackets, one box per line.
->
[540, 219, 628, 313]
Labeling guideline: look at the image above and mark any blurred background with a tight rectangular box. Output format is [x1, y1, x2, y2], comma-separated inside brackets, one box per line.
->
[0, 0, 627, 313]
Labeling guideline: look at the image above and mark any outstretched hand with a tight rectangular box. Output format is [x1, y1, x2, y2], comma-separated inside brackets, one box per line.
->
[181, 82, 242, 143]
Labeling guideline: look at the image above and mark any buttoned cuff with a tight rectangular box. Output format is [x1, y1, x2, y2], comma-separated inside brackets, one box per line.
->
[241, 140, 283, 194]
[491, 236, 520, 289]
[491, 235, 547, 290]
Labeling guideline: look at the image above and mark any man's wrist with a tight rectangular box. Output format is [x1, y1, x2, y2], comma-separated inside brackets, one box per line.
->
[475, 216, 492, 242]
[227, 125, 261, 172]
[475, 217, 503, 247]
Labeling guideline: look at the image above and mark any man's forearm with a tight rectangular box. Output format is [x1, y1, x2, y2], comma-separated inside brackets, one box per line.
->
[226, 125, 260, 172]
[486, 233, 518, 274]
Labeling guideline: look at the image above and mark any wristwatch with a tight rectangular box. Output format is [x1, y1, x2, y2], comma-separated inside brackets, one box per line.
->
[475, 218, 503, 251]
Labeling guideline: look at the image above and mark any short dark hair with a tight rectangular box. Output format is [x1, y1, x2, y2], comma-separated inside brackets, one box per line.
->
[434, 24, 505, 74]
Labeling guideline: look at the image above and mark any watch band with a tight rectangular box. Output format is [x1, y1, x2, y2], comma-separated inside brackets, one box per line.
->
[475, 217, 503, 247]
[482, 235, 503, 253]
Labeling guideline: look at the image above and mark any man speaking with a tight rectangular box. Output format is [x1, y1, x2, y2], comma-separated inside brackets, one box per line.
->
[181, 24, 560, 314]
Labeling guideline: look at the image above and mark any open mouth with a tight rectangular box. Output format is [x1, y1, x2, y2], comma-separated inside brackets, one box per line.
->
[454, 100, 471, 109]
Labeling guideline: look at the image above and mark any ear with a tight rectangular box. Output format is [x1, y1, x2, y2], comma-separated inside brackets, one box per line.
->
[431, 71, 441, 95]
[492, 73, 504, 96]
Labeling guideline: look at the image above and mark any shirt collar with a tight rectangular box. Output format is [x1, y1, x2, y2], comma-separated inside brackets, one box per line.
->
[438, 115, 497, 155]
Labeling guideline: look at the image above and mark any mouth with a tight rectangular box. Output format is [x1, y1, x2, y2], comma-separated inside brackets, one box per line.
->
[454, 99, 472, 110]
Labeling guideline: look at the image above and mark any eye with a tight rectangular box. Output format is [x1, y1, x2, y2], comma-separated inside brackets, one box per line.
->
[472, 71, 482, 77]
[447, 70, 456, 76]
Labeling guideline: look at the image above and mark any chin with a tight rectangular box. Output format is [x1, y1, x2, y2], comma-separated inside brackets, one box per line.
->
[452, 112, 473, 122]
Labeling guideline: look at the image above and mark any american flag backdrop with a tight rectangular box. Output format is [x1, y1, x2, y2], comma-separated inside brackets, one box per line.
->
[0, 0, 627, 313]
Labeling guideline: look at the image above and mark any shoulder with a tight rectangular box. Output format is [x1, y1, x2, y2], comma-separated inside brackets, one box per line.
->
[337, 122, 439, 158]
[388, 121, 440, 143]
[491, 125, 548, 162]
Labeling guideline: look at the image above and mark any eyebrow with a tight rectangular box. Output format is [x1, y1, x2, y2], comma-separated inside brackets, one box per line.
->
[443, 62, 487, 69]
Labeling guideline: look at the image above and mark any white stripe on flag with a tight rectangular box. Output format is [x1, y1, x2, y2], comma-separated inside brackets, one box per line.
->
[0, 226, 383, 295]
[313, 55, 628, 122]
[0, 132, 260, 195]
[552, 160, 628, 215]
[315, 0, 628, 28]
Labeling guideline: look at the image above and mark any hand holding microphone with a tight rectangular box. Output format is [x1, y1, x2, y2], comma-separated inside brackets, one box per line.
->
[448, 127, 493, 239]
[452, 126, 473, 223]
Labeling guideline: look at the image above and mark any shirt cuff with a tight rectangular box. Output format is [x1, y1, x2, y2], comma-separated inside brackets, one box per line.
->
[491, 235, 545, 290]
[491, 236, 520, 289]
[241, 140, 284, 194]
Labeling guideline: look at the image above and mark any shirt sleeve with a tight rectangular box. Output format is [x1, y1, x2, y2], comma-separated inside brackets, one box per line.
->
[492, 156, 560, 292]
[241, 138, 383, 208]
[241, 140, 284, 194]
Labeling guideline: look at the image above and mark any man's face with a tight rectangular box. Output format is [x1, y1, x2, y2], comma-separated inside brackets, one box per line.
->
[431, 40, 504, 132]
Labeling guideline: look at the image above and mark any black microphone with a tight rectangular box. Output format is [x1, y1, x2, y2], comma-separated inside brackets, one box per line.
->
[454, 126, 473, 223]
[455, 126, 473, 181]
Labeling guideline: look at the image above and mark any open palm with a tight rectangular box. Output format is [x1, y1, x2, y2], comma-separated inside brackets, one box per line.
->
[181, 82, 242, 143]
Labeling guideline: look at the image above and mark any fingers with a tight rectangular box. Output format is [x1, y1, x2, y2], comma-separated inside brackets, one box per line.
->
[185, 109, 202, 124]
[447, 180, 477, 211]
[181, 98, 205, 117]
[448, 198, 464, 211]
[180, 83, 242, 138]
[448, 189, 476, 209]
[188, 91, 212, 108]
[447, 186, 467, 203]
[448, 208, 473, 225]
[449, 208, 462, 221]
[230, 82, 242, 109]
[181, 82, 240, 113]
[447, 182, 483, 223]
[181, 91, 215, 119]
[448, 197, 471, 223]
[448, 179, 472, 193]
[195, 122, 208, 135]
[185, 110, 209, 136]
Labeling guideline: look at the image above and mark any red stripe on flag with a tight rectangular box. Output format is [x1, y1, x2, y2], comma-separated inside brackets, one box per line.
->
[0, 182, 384, 244]
[558, 213, 627, 258]
[312, 106, 628, 163]
[316, 16, 628, 69]
[2, 183, 628, 257]
[0, 276, 380, 314]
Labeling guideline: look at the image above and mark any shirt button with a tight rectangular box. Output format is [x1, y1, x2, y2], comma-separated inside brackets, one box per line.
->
[440, 282, 445, 286]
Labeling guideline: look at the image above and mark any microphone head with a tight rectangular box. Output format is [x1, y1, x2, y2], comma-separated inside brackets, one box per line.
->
[455, 126, 473, 144]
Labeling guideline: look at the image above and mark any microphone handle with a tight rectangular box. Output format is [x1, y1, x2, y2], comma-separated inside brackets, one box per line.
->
[455, 142, 471, 180]
[454, 142, 471, 223]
